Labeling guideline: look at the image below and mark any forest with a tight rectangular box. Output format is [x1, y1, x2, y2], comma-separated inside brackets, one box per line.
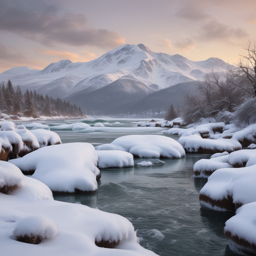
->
[0, 80, 84, 118]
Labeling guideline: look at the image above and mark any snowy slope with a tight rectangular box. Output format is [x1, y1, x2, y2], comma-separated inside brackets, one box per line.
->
[0, 44, 233, 100]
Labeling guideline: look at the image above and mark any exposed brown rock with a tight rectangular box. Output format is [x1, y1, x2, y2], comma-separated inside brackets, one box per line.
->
[95, 239, 119, 248]
[52, 189, 98, 195]
[0, 184, 19, 194]
[173, 122, 181, 126]
[0, 147, 10, 161]
[238, 137, 256, 148]
[199, 193, 242, 212]
[225, 231, 256, 255]
[194, 170, 215, 177]
[212, 127, 223, 134]
[222, 135, 232, 139]
[16, 234, 43, 244]
[185, 146, 241, 154]
[199, 131, 210, 139]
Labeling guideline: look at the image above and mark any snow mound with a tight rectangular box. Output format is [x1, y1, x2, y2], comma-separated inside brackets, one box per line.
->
[248, 143, 256, 149]
[179, 134, 241, 154]
[0, 161, 24, 194]
[94, 122, 105, 127]
[224, 202, 256, 255]
[0, 121, 16, 131]
[24, 122, 49, 130]
[194, 155, 232, 178]
[210, 151, 229, 158]
[137, 161, 153, 167]
[9, 143, 100, 193]
[97, 150, 134, 168]
[199, 165, 256, 211]
[227, 149, 256, 167]
[30, 129, 61, 147]
[232, 124, 256, 147]
[13, 216, 57, 244]
[51, 122, 90, 132]
[96, 135, 185, 158]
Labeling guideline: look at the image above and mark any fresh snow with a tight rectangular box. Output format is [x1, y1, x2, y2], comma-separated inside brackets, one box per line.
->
[179, 134, 241, 153]
[200, 165, 256, 209]
[9, 143, 100, 193]
[96, 135, 185, 158]
[96, 150, 134, 168]
[137, 161, 153, 167]
[0, 121, 16, 131]
[0, 164, 157, 256]
[13, 215, 58, 241]
[30, 129, 61, 147]
[0, 161, 24, 191]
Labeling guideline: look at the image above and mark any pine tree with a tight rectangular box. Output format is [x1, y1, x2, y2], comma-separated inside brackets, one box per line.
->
[5, 80, 14, 114]
[165, 104, 177, 121]
[23, 90, 33, 116]
[13, 86, 22, 115]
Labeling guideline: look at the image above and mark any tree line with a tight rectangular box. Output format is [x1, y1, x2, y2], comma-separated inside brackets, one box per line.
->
[166, 42, 256, 127]
[0, 80, 84, 117]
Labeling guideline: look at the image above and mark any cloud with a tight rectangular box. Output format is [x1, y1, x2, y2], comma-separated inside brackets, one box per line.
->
[44, 50, 96, 62]
[246, 13, 256, 24]
[0, 42, 26, 62]
[173, 38, 196, 52]
[198, 20, 249, 42]
[175, 7, 210, 21]
[0, 0, 125, 49]
[158, 39, 172, 49]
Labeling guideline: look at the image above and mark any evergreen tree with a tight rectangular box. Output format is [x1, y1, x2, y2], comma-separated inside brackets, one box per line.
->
[13, 86, 22, 115]
[24, 90, 33, 116]
[165, 104, 177, 121]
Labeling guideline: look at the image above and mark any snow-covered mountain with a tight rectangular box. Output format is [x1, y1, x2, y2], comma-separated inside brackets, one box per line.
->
[0, 44, 233, 114]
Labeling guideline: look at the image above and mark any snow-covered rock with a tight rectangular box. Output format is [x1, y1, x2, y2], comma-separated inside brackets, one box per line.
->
[96, 150, 134, 168]
[9, 143, 100, 194]
[232, 124, 256, 147]
[210, 151, 229, 158]
[94, 122, 105, 127]
[137, 161, 153, 167]
[227, 149, 256, 167]
[30, 129, 61, 147]
[0, 169, 156, 255]
[179, 134, 241, 154]
[13, 216, 57, 244]
[96, 135, 185, 158]
[0, 121, 16, 131]
[224, 202, 256, 255]
[199, 165, 256, 211]
[0, 161, 24, 194]
[194, 155, 232, 177]
[248, 143, 256, 149]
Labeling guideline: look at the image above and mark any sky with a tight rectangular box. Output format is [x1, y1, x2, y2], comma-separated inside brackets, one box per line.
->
[0, 0, 255, 73]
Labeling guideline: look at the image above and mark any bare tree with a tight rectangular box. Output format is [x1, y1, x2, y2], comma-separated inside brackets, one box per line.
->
[228, 42, 256, 97]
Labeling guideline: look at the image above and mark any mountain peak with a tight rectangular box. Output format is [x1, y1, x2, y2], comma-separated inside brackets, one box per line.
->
[137, 44, 151, 55]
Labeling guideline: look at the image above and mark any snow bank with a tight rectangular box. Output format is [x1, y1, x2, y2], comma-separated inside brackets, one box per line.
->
[96, 135, 185, 158]
[51, 122, 90, 132]
[199, 165, 256, 211]
[97, 150, 134, 168]
[24, 122, 49, 130]
[179, 134, 241, 154]
[10, 143, 100, 193]
[13, 216, 57, 244]
[224, 202, 256, 255]
[0, 121, 16, 131]
[227, 149, 256, 167]
[94, 122, 105, 127]
[210, 151, 229, 158]
[194, 155, 232, 177]
[232, 124, 256, 147]
[30, 129, 61, 147]
[0, 161, 24, 194]
[0, 177, 156, 256]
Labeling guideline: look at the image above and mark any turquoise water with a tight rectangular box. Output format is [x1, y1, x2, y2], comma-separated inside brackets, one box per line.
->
[32, 118, 238, 256]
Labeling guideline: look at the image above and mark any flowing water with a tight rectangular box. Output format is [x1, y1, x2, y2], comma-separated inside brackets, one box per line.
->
[31, 118, 239, 256]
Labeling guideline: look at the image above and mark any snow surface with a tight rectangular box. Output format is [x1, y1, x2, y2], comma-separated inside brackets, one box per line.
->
[15, 125, 40, 149]
[0, 131, 24, 151]
[194, 155, 232, 178]
[200, 165, 256, 209]
[227, 149, 256, 167]
[96, 135, 185, 158]
[210, 152, 229, 158]
[232, 124, 256, 143]
[0, 167, 156, 256]
[137, 161, 153, 167]
[97, 150, 134, 168]
[0, 161, 24, 190]
[13, 215, 57, 240]
[248, 143, 256, 149]
[30, 129, 61, 147]
[225, 202, 256, 247]
[179, 134, 241, 153]
[0, 121, 16, 131]
[9, 143, 100, 193]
